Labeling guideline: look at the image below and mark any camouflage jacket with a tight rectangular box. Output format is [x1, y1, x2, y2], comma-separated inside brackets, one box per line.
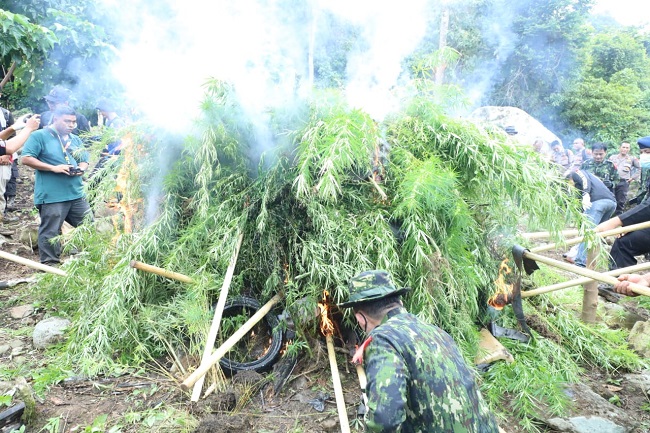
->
[580, 159, 619, 191]
[363, 307, 499, 433]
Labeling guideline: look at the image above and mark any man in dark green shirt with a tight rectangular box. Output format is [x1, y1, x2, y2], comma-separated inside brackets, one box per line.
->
[22, 106, 93, 264]
[339, 270, 499, 433]
[580, 142, 619, 193]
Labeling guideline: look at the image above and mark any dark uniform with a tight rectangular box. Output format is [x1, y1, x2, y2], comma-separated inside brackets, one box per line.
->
[339, 270, 499, 433]
[610, 136, 650, 269]
[580, 158, 619, 193]
[610, 201, 650, 269]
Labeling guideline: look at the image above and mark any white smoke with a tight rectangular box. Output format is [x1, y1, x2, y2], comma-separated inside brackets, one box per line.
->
[107, 0, 432, 130]
[323, 0, 431, 120]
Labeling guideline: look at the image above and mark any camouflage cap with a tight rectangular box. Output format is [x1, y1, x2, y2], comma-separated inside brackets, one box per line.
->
[44, 85, 72, 103]
[338, 270, 410, 308]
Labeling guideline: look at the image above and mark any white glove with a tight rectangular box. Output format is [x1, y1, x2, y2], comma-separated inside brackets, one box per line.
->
[12, 114, 32, 131]
[582, 193, 592, 210]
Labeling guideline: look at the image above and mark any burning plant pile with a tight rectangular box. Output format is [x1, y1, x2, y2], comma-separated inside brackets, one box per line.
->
[40, 80, 576, 380]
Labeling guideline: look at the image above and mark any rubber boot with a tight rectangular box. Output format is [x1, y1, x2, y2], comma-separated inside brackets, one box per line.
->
[5, 195, 16, 212]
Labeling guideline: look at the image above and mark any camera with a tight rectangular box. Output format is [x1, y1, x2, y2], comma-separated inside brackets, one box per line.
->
[68, 166, 84, 176]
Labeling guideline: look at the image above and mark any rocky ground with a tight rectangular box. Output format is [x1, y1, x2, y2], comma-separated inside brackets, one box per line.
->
[2, 165, 650, 433]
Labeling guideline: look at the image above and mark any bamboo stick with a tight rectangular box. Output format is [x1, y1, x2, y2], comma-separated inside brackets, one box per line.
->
[327, 334, 351, 433]
[368, 176, 388, 201]
[355, 363, 367, 390]
[530, 220, 650, 253]
[190, 232, 244, 402]
[0, 250, 67, 277]
[521, 262, 650, 297]
[522, 251, 650, 297]
[520, 229, 579, 240]
[129, 260, 194, 283]
[181, 292, 284, 391]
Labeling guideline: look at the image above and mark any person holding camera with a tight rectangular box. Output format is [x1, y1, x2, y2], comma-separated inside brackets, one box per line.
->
[21, 106, 93, 265]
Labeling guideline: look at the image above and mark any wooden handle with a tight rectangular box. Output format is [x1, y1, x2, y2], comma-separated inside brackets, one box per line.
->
[0, 250, 67, 277]
[181, 292, 284, 390]
[520, 229, 580, 240]
[130, 260, 194, 283]
[327, 334, 351, 433]
[522, 262, 650, 297]
[190, 232, 244, 402]
[530, 220, 650, 253]
[523, 251, 650, 297]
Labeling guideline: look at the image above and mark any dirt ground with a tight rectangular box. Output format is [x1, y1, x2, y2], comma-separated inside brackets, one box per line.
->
[3, 166, 650, 433]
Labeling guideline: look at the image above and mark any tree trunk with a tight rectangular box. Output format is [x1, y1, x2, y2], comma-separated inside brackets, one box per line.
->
[581, 249, 598, 323]
[434, 8, 449, 86]
[0, 62, 17, 90]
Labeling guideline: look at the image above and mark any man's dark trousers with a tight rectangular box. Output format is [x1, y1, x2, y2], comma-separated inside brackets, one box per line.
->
[36, 198, 92, 263]
[614, 180, 630, 216]
[610, 227, 650, 269]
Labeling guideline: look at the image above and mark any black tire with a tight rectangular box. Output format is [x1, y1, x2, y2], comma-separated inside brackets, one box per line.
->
[217, 296, 283, 375]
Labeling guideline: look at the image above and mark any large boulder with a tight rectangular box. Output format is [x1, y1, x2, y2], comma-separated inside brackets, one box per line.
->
[467, 106, 560, 150]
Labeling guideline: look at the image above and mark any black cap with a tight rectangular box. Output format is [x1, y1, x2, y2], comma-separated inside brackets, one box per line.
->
[44, 85, 72, 103]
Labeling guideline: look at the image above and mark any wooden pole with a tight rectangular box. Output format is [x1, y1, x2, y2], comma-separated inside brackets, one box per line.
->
[190, 232, 244, 402]
[522, 251, 650, 297]
[0, 250, 67, 277]
[521, 262, 650, 298]
[181, 292, 284, 391]
[355, 364, 367, 391]
[368, 176, 388, 201]
[520, 229, 580, 240]
[581, 249, 599, 323]
[327, 334, 351, 433]
[129, 260, 194, 283]
[530, 220, 650, 253]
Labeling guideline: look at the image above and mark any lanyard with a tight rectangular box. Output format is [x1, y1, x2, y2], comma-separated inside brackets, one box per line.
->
[48, 127, 74, 165]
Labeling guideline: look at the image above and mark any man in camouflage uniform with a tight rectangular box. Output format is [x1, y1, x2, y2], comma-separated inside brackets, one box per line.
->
[581, 142, 618, 194]
[339, 270, 499, 433]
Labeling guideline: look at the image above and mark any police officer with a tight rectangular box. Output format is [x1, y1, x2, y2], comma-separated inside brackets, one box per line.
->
[596, 136, 650, 270]
[609, 142, 640, 215]
[338, 270, 499, 433]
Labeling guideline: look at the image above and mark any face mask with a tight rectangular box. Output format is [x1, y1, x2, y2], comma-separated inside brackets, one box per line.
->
[640, 153, 650, 168]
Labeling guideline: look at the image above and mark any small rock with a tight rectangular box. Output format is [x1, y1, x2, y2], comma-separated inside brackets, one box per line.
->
[32, 317, 71, 349]
[16, 224, 39, 249]
[320, 416, 339, 431]
[0, 344, 10, 355]
[8, 339, 25, 349]
[12, 356, 28, 366]
[566, 416, 627, 433]
[628, 321, 650, 358]
[10, 304, 34, 319]
[0, 381, 14, 394]
[623, 370, 650, 394]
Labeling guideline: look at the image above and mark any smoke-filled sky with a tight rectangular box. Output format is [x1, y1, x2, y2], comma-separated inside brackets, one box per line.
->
[96, 0, 647, 134]
[104, 0, 431, 132]
[593, 0, 650, 27]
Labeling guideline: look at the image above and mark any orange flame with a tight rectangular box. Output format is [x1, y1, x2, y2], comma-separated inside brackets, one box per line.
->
[318, 290, 335, 337]
[488, 257, 514, 310]
[110, 134, 144, 239]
